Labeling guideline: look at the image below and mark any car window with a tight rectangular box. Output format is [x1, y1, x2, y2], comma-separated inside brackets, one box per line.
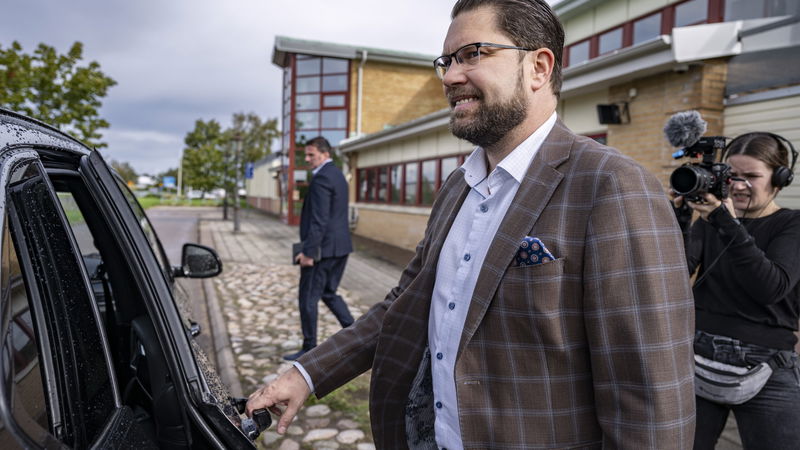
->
[114, 178, 171, 278]
[7, 162, 116, 447]
[0, 220, 51, 448]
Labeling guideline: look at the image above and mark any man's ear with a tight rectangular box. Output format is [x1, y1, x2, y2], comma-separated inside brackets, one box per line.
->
[528, 48, 554, 92]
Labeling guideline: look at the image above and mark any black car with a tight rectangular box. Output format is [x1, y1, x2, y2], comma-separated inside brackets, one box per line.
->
[0, 109, 262, 448]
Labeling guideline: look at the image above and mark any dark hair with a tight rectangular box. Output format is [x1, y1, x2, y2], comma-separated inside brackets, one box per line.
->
[725, 132, 789, 172]
[451, 0, 564, 98]
[305, 136, 332, 155]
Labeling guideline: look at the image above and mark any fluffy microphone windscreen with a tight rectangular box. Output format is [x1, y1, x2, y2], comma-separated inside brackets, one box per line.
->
[664, 110, 707, 148]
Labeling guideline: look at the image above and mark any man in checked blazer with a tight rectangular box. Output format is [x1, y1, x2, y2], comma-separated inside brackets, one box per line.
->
[248, 0, 695, 448]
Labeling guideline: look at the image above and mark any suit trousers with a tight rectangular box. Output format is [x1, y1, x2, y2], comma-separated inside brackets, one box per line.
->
[298, 255, 354, 350]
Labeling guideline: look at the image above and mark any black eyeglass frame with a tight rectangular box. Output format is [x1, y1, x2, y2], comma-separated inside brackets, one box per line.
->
[433, 42, 535, 79]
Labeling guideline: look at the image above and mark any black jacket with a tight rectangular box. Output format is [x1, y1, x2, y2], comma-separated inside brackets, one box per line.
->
[299, 161, 352, 259]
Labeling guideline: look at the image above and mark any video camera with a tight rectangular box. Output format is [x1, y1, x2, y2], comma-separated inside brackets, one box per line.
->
[664, 111, 731, 201]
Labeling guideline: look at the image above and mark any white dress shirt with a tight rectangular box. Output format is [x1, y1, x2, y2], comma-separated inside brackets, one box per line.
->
[429, 112, 556, 449]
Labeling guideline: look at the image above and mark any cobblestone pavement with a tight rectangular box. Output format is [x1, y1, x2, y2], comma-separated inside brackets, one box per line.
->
[201, 209, 400, 449]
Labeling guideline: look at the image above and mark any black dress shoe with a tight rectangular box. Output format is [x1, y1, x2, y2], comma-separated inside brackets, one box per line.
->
[283, 349, 309, 361]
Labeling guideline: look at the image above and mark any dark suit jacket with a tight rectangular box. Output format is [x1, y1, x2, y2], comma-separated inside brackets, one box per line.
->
[300, 161, 352, 259]
[298, 121, 695, 449]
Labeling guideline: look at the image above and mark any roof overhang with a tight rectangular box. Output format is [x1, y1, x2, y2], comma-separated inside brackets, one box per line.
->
[271, 35, 436, 68]
[340, 109, 451, 153]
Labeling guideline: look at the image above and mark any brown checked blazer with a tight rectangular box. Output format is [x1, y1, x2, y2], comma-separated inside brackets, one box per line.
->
[298, 120, 696, 449]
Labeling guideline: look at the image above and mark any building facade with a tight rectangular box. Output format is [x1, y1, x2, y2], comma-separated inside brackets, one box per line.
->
[245, 36, 447, 224]
[342, 0, 800, 253]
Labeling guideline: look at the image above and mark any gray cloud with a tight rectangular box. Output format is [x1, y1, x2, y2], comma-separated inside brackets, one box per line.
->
[2, 1, 556, 174]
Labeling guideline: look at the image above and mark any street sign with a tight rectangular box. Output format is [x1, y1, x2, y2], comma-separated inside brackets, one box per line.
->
[163, 176, 176, 188]
[245, 162, 254, 179]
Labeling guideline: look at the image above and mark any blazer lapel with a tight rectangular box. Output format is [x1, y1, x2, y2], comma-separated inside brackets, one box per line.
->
[458, 120, 574, 355]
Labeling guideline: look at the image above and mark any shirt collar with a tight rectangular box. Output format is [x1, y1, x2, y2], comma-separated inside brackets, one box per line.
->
[460, 111, 558, 187]
[312, 158, 332, 175]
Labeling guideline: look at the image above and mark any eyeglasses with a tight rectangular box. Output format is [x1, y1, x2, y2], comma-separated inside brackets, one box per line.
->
[433, 42, 535, 80]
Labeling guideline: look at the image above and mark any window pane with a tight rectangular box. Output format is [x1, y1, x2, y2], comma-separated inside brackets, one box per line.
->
[405, 162, 418, 204]
[675, 0, 708, 26]
[295, 94, 319, 110]
[441, 157, 459, 183]
[724, 0, 764, 20]
[771, 0, 800, 16]
[320, 129, 347, 147]
[296, 111, 319, 130]
[365, 169, 375, 201]
[324, 95, 346, 108]
[377, 167, 388, 202]
[296, 76, 320, 94]
[421, 160, 437, 205]
[390, 165, 402, 204]
[358, 169, 367, 201]
[599, 28, 623, 54]
[321, 110, 347, 129]
[322, 74, 348, 92]
[633, 13, 662, 45]
[295, 130, 319, 146]
[568, 40, 590, 66]
[2, 223, 50, 443]
[323, 57, 348, 74]
[296, 57, 321, 75]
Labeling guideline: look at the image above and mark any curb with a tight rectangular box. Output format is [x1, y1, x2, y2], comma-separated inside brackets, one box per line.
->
[200, 220, 244, 398]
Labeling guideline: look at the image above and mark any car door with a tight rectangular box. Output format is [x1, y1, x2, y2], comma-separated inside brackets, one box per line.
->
[0, 149, 157, 448]
[77, 149, 253, 448]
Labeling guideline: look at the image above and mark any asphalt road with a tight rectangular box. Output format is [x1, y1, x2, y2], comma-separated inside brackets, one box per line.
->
[146, 206, 220, 363]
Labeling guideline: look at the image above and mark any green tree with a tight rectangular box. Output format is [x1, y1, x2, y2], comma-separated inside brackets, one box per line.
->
[0, 41, 116, 148]
[110, 160, 137, 185]
[224, 112, 281, 196]
[182, 119, 225, 194]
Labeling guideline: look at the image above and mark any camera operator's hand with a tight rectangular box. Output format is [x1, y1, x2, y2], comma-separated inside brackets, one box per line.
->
[668, 189, 684, 209]
[686, 193, 735, 222]
[246, 367, 311, 434]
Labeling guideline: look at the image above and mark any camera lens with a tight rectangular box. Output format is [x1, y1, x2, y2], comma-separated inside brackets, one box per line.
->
[671, 165, 712, 197]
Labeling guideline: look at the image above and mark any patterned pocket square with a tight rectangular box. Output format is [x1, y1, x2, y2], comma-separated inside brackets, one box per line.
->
[514, 236, 556, 266]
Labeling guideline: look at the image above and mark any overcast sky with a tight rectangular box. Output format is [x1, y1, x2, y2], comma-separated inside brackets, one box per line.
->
[1, 0, 557, 175]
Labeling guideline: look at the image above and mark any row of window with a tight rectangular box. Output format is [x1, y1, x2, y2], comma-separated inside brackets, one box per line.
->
[565, 0, 799, 67]
[357, 155, 466, 206]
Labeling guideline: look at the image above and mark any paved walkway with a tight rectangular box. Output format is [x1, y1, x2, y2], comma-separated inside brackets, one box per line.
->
[191, 206, 743, 450]
[200, 208, 400, 449]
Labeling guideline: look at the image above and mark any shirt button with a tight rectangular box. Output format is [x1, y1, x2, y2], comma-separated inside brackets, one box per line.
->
[436, 352, 443, 360]
[435, 401, 442, 409]
[463, 253, 471, 261]
[480, 204, 488, 213]
[448, 302, 455, 310]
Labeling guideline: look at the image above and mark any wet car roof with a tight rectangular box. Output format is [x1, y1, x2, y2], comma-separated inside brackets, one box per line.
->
[0, 108, 90, 156]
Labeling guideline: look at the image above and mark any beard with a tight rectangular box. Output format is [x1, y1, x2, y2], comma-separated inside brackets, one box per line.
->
[447, 75, 527, 148]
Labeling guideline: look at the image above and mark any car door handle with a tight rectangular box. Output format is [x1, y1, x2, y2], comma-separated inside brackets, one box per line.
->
[189, 321, 202, 337]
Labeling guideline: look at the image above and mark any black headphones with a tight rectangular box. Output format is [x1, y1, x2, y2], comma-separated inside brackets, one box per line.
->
[725, 132, 798, 189]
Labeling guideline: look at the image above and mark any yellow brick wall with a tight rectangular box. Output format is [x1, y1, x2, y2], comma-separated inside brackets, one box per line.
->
[353, 207, 428, 252]
[606, 59, 728, 187]
[349, 61, 448, 135]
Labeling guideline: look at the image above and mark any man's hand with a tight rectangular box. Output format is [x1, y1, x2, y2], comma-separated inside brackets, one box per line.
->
[295, 252, 315, 267]
[246, 367, 311, 434]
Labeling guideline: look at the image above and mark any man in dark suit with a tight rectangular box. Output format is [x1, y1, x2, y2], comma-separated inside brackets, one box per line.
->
[283, 136, 354, 361]
[250, 1, 695, 447]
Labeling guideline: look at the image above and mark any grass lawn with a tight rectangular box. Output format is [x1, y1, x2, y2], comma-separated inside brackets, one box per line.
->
[137, 197, 246, 209]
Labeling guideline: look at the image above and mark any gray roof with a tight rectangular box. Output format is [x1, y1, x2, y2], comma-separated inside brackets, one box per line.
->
[272, 35, 437, 68]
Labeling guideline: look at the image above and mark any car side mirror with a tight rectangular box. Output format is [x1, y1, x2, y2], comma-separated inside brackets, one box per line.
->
[174, 243, 222, 278]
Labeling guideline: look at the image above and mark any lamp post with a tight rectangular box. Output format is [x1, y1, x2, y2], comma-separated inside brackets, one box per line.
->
[233, 132, 242, 233]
